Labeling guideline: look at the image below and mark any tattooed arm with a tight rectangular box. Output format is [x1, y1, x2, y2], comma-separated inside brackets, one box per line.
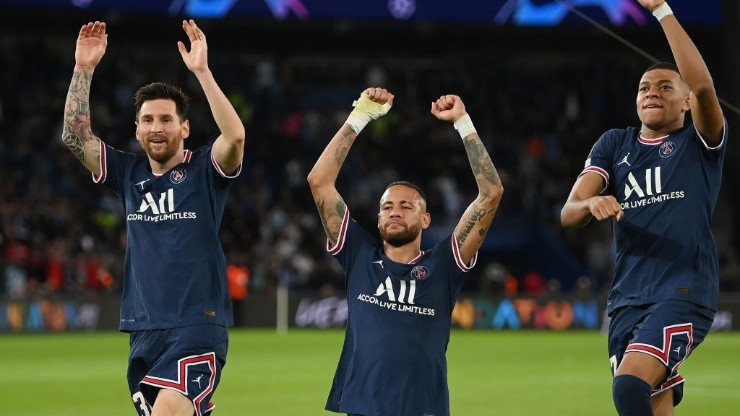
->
[307, 88, 394, 245]
[62, 21, 108, 174]
[431, 95, 503, 265]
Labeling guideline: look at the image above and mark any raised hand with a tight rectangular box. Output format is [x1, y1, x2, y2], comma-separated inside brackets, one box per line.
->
[75, 21, 108, 70]
[345, 87, 394, 134]
[178, 19, 209, 73]
[635, 0, 665, 12]
[430, 94, 467, 123]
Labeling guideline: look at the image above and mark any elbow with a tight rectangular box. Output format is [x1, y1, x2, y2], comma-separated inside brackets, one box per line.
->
[560, 207, 574, 228]
[479, 184, 504, 210]
[485, 184, 504, 203]
[560, 207, 588, 228]
[233, 128, 246, 147]
[306, 169, 322, 190]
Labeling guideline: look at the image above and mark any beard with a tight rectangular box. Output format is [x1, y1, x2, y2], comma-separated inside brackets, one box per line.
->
[379, 222, 422, 247]
[141, 138, 180, 164]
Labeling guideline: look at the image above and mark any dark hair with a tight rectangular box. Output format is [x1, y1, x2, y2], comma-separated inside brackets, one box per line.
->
[385, 180, 427, 206]
[134, 82, 189, 121]
[644, 61, 680, 76]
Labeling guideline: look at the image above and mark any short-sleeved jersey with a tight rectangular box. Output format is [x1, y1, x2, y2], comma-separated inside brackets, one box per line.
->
[580, 122, 727, 314]
[95, 142, 239, 331]
[325, 210, 476, 416]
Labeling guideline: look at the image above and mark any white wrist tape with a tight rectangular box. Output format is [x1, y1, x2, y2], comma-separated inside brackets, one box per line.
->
[345, 93, 392, 134]
[652, 2, 673, 21]
[453, 114, 477, 139]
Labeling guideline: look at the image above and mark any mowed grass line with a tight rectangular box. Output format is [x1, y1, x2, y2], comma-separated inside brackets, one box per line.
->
[1, 329, 738, 415]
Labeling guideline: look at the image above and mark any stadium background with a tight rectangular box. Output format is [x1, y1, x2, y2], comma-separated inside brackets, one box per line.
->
[1, 0, 738, 331]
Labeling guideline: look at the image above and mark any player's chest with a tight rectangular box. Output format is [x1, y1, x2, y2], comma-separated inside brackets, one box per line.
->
[611, 140, 688, 195]
[350, 261, 446, 304]
[124, 167, 204, 214]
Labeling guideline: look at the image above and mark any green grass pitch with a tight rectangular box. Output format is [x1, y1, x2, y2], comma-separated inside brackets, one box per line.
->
[1, 329, 738, 415]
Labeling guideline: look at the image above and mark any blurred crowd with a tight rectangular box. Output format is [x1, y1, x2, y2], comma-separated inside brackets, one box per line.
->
[1, 25, 739, 302]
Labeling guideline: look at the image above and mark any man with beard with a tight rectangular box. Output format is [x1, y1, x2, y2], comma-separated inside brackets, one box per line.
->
[307, 87, 503, 416]
[62, 20, 244, 416]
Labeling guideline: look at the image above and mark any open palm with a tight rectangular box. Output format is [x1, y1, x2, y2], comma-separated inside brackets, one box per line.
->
[75, 21, 107, 69]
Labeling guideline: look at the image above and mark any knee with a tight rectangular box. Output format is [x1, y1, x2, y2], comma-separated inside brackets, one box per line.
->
[613, 374, 652, 415]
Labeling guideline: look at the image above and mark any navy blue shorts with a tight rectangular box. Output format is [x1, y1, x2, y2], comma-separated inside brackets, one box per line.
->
[128, 324, 228, 416]
[608, 300, 714, 399]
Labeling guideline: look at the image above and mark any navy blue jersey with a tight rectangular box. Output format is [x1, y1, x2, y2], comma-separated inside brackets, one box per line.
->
[325, 210, 476, 416]
[581, 122, 727, 314]
[94, 142, 238, 331]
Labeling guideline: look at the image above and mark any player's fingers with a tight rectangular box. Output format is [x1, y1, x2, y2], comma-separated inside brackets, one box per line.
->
[182, 20, 196, 41]
[177, 41, 187, 55]
[189, 19, 204, 39]
[79, 23, 90, 38]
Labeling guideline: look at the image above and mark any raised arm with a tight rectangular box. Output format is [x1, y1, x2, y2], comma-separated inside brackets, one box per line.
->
[641, 0, 724, 144]
[62, 21, 108, 175]
[431, 95, 503, 265]
[307, 88, 393, 245]
[178, 19, 245, 174]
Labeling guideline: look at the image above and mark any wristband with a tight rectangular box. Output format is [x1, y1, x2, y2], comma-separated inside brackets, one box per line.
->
[345, 93, 392, 134]
[453, 114, 477, 139]
[652, 2, 673, 21]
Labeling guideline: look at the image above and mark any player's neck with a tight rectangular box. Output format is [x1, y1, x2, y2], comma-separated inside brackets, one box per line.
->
[148, 151, 186, 175]
[382, 242, 423, 264]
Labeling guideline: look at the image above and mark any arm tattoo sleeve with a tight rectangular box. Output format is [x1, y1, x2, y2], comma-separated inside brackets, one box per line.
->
[62, 70, 95, 164]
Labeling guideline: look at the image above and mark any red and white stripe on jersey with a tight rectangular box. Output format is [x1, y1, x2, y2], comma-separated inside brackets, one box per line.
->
[638, 134, 669, 145]
[210, 149, 242, 178]
[91, 140, 108, 184]
[327, 208, 350, 256]
[450, 234, 477, 272]
[625, 323, 693, 368]
[579, 166, 610, 191]
[141, 352, 217, 416]
[652, 373, 685, 397]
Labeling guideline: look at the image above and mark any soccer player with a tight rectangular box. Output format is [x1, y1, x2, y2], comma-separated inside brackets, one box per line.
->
[560, 1, 726, 415]
[62, 20, 245, 416]
[307, 88, 504, 415]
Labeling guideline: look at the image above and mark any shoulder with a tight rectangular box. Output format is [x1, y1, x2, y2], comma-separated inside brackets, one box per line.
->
[600, 127, 633, 143]
[592, 127, 633, 153]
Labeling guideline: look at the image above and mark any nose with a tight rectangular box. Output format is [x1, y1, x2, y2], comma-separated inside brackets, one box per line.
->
[150, 120, 164, 133]
[646, 86, 660, 98]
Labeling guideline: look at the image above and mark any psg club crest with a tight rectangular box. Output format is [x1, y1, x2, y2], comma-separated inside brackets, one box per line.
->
[170, 169, 187, 184]
[659, 141, 676, 158]
[410, 265, 429, 280]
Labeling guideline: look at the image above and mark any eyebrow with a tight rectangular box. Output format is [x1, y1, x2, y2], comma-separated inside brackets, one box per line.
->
[381, 200, 414, 205]
[639, 79, 674, 86]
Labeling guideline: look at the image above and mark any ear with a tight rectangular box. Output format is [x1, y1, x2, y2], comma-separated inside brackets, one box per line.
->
[682, 93, 691, 113]
[181, 119, 190, 139]
[134, 121, 143, 143]
[421, 212, 431, 230]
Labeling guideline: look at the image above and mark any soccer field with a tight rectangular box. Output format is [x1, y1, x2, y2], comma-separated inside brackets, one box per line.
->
[2, 329, 738, 415]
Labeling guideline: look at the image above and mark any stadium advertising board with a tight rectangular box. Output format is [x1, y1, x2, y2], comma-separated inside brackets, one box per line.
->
[0, 296, 119, 332]
[1, 294, 735, 332]
[0, 0, 722, 25]
[292, 295, 737, 331]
